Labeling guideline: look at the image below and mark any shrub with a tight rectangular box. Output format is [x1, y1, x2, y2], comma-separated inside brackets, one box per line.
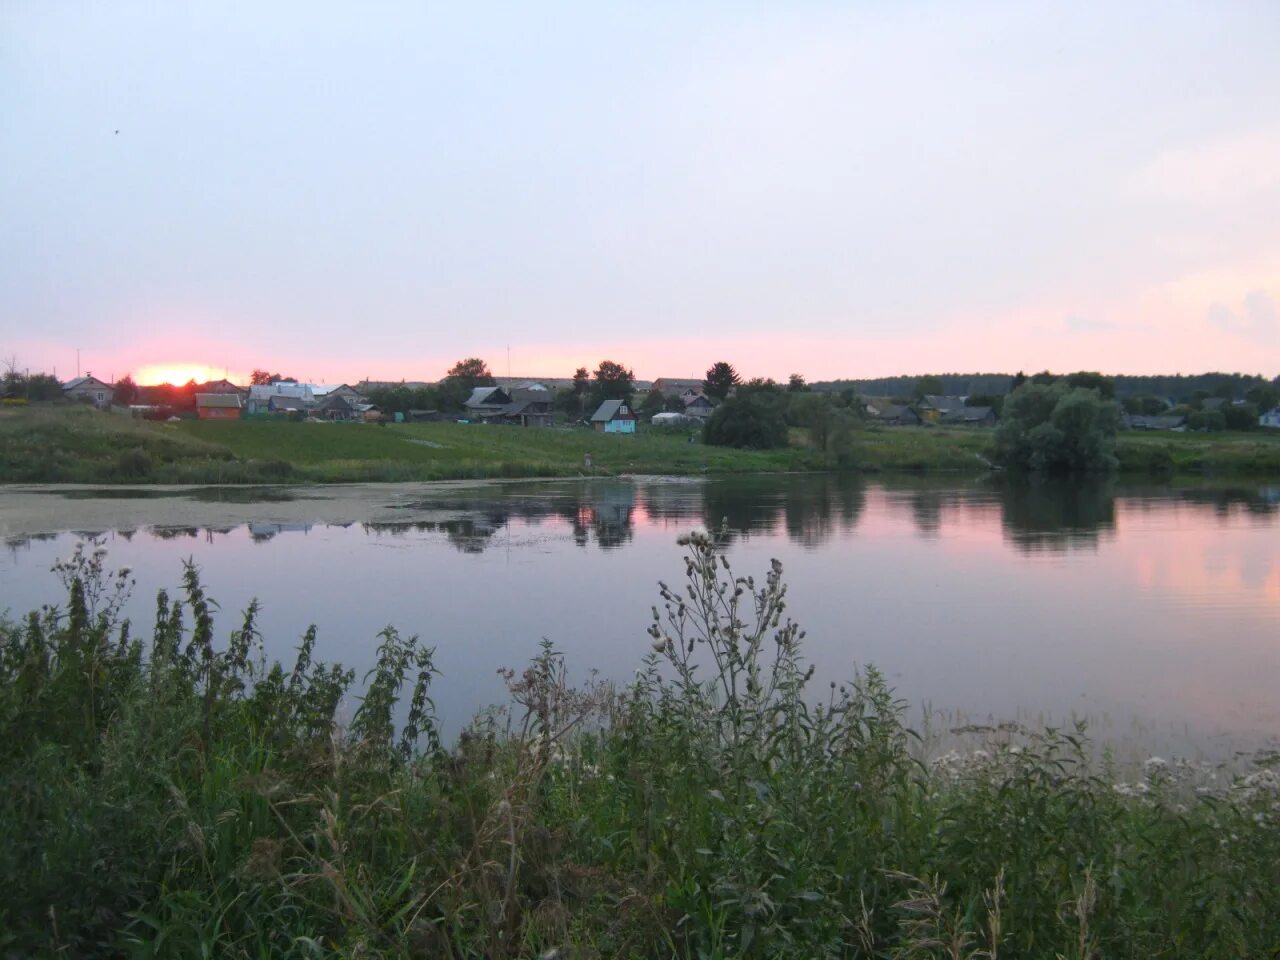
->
[995, 382, 1120, 473]
[115, 447, 153, 479]
[703, 393, 789, 449]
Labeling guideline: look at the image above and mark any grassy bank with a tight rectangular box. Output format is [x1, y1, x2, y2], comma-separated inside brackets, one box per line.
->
[4, 405, 1280, 484]
[2, 538, 1276, 958]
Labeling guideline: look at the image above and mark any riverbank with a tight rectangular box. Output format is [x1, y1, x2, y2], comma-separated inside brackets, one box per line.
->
[2, 537, 1276, 957]
[4, 405, 1280, 484]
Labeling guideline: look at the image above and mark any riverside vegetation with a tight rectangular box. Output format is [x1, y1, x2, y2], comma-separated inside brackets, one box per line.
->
[4, 403, 1280, 484]
[2, 537, 1278, 958]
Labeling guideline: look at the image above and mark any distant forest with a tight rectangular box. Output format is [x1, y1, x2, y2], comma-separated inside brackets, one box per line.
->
[813, 372, 1280, 401]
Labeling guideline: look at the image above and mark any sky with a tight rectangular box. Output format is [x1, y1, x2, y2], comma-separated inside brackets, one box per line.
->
[2, 1, 1279, 385]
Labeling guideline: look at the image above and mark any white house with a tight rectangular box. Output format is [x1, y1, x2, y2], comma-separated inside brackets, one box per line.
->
[1260, 407, 1280, 429]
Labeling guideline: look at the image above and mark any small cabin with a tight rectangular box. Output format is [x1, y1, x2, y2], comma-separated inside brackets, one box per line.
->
[590, 399, 637, 434]
[62, 375, 112, 408]
[195, 392, 243, 420]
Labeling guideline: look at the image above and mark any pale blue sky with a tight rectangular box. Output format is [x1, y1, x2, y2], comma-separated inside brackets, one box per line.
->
[3, 1, 1279, 382]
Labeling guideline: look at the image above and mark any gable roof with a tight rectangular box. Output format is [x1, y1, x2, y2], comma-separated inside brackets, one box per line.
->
[591, 399, 634, 422]
[938, 406, 993, 424]
[464, 386, 510, 407]
[63, 375, 110, 392]
[923, 395, 967, 412]
[195, 393, 243, 409]
[314, 392, 354, 412]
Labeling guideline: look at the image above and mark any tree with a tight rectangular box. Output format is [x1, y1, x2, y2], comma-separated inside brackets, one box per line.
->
[913, 375, 944, 400]
[1246, 384, 1278, 413]
[438, 357, 495, 411]
[445, 358, 494, 386]
[639, 388, 666, 418]
[250, 369, 295, 385]
[112, 374, 139, 406]
[588, 360, 634, 411]
[787, 373, 809, 393]
[1011, 370, 1028, 390]
[995, 382, 1120, 473]
[1222, 403, 1257, 431]
[703, 361, 741, 401]
[703, 393, 789, 450]
[1065, 371, 1116, 399]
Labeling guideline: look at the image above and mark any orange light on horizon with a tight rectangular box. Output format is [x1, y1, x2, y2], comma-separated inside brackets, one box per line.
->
[134, 364, 237, 386]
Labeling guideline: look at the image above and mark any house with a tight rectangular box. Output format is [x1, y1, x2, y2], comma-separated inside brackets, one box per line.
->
[463, 386, 513, 420]
[1122, 414, 1186, 431]
[62, 375, 112, 407]
[938, 406, 995, 427]
[653, 377, 704, 397]
[195, 392, 243, 420]
[313, 392, 356, 420]
[500, 399, 554, 427]
[247, 382, 314, 414]
[860, 399, 921, 427]
[1258, 407, 1280, 429]
[196, 378, 247, 397]
[682, 393, 717, 419]
[312, 384, 362, 405]
[918, 395, 967, 423]
[591, 399, 637, 433]
[268, 394, 309, 414]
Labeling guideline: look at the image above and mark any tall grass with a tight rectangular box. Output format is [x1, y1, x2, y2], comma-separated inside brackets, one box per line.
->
[1, 536, 1276, 957]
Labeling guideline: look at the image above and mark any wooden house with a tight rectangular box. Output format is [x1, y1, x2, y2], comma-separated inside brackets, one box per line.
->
[62, 375, 113, 408]
[313, 392, 356, 420]
[591, 399, 637, 433]
[938, 406, 996, 427]
[195, 392, 243, 420]
[682, 393, 717, 419]
[463, 386, 512, 420]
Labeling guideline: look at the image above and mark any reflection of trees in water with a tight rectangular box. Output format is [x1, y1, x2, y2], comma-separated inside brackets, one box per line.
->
[782, 475, 867, 548]
[5, 531, 60, 554]
[689, 475, 866, 548]
[363, 516, 503, 554]
[1172, 487, 1280, 519]
[698, 478, 783, 542]
[362, 483, 637, 553]
[998, 478, 1117, 553]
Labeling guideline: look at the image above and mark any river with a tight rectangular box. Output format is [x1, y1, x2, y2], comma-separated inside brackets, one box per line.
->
[2, 475, 1277, 757]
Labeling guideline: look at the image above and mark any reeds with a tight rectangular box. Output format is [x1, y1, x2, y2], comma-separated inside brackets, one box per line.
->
[1, 534, 1276, 957]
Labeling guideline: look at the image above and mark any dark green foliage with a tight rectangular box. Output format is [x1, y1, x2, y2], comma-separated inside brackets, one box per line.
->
[1065, 370, 1116, 398]
[703, 393, 790, 449]
[703, 361, 741, 401]
[588, 359, 634, 410]
[1222, 403, 1258, 431]
[1, 539, 1278, 957]
[995, 382, 1121, 473]
[638, 387, 666, 417]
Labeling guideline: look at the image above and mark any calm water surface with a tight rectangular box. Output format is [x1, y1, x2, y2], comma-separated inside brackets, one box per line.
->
[3, 476, 1278, 755]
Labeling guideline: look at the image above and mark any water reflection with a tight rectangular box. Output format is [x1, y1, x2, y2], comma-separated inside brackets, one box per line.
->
[5, 477, 1280, 555]
[4, 475, 1279, 753]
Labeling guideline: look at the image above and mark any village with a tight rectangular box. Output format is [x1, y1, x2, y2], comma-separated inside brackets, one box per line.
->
[48, 367, 1280, 434]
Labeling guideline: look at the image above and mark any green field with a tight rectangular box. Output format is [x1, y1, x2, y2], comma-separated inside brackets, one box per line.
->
[4, 404, 1280, 483]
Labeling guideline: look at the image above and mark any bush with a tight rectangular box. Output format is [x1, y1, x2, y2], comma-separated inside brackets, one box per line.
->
[703, 393, 789, 449]
[995, 382, 1120, 473]
[115, 447, 153, 479]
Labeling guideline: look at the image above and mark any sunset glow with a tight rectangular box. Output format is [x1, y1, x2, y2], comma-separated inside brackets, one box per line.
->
[134, 364, 234, 386]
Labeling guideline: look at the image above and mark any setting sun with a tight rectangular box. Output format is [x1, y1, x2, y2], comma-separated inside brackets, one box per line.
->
[134, 364, 233, 386]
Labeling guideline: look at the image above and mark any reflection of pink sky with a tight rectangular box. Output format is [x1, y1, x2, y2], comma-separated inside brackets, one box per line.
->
[857, 489, 1279, 607]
